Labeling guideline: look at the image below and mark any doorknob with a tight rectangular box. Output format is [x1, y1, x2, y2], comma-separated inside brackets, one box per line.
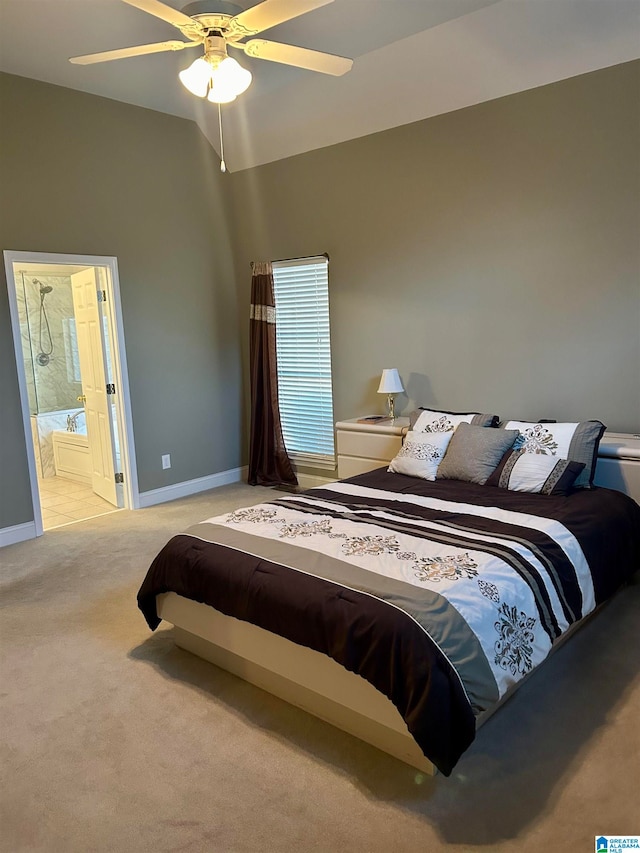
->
[77, 395, 87, 403]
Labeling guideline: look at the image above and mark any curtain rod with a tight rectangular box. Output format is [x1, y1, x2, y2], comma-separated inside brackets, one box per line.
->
[250, 252, 329, 268]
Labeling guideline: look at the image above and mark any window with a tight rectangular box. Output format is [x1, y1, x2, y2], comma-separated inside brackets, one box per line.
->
[272, 256, 335, 469]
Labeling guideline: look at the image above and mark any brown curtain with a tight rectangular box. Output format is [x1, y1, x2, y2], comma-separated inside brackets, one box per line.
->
[248, 262, 298, 487]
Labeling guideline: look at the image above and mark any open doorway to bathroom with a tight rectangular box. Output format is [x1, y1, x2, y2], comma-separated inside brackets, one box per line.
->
[4, 251, 138, 535]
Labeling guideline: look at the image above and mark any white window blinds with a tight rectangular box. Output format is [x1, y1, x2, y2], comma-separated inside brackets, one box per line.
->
[272, 256, 335, 469]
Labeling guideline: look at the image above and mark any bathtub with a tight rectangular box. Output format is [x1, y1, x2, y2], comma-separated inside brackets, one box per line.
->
[52, 430, 91, 484]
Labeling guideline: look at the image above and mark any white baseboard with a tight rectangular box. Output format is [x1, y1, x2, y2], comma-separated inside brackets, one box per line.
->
[0, 521, 37, 548]
[138, 466, 247, 508]
[1, 467, 332, 544]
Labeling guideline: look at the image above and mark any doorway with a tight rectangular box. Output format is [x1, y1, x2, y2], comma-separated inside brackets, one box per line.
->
[4, 251, 139, 535]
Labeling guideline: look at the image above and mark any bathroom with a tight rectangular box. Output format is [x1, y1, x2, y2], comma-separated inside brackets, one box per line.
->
[15, 266, 122, 529]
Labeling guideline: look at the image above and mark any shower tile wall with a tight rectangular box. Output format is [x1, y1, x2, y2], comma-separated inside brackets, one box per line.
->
[16, 281, 37, 415]
[17, 273, 84, 476]
[16, 273, 83, 414]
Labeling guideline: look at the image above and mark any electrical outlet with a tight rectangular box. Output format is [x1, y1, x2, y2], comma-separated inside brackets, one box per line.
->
[162, 454, 171, 469]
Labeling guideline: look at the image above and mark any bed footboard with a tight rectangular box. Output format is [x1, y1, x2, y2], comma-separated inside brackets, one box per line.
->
[157, 592, 437, 775]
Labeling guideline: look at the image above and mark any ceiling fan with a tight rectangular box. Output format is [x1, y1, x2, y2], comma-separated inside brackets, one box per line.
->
[69, 0, 353, 104]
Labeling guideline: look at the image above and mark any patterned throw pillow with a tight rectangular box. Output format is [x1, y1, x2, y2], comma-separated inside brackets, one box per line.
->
[388, 430, 453, 480]
[410, 407, 499, 432]
[500, 420, 606, 488]
[486, 450, 585, 495]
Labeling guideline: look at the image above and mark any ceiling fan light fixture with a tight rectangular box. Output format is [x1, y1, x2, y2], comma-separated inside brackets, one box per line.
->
[179, 31, 252, 104]
[206, 56, 252, 103]
[178, 56, 212, 97]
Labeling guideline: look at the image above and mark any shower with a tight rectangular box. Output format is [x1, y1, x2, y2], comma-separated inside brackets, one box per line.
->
[33, 278, 54, 366]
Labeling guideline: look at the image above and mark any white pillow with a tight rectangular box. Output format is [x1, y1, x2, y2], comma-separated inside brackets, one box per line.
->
[500, 420, 605, 488]
[487, 450, 585, 495]
[388, 430, 453, 480]
[410, 408, 498, 432]
[412, 411, 476, 433]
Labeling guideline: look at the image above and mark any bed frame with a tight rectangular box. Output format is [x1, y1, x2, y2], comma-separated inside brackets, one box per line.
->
[156, 435, 640, 775]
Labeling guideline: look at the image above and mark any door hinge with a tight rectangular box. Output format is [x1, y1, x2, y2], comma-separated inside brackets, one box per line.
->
[115, 472, 124, 484]
[106, 383, 116, 395]
[97, 289, 107, 303]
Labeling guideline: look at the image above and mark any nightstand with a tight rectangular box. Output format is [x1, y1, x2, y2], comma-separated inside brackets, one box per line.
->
[335, 417, 410, 479]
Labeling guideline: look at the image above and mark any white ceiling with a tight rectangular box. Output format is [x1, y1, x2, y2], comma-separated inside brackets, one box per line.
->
[1, 0, 639, 172]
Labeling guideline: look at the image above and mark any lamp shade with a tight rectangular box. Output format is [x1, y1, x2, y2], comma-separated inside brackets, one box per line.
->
[207, 57, 252, 104]
[377, 368, 404, 395]
[178, 57, 212, 98]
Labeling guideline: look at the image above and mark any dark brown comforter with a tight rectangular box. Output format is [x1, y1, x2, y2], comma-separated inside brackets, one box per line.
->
[138, 470, 640, 775]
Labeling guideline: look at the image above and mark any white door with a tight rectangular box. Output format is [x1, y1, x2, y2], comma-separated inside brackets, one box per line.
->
[70, 269, 118, 506]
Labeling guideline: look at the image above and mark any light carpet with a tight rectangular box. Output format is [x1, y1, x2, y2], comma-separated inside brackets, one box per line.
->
[1, 482, 638, 852]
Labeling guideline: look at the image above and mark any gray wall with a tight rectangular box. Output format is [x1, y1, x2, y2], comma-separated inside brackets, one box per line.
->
[0, 73, 242, 529]
[1, 61, 639, 531]
[228, 61, 640, 435]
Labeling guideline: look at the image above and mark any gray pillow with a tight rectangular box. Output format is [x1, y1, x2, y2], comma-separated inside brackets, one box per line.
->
[437, 423, 519, 485]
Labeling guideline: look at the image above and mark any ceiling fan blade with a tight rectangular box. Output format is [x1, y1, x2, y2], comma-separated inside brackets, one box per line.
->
[241, 39, 353, 76]
[230, 0, 334, 38]
[69, 40, 199, 65]
[121, 0, 202, 33]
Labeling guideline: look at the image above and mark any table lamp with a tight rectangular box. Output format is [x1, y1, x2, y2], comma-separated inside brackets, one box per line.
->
[377, 368, 404, 419]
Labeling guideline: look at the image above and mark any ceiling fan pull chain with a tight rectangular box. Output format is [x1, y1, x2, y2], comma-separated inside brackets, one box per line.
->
[218, 103, 226, 173]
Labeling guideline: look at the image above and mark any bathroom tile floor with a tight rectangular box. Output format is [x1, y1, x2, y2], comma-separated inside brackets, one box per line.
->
[38, 475, 120, 530]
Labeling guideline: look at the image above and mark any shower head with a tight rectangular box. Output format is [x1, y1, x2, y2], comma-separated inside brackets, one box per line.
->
[34, 279, 53, 295]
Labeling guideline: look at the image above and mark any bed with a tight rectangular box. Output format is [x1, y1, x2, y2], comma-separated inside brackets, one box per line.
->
[137, 427, 640, 777]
